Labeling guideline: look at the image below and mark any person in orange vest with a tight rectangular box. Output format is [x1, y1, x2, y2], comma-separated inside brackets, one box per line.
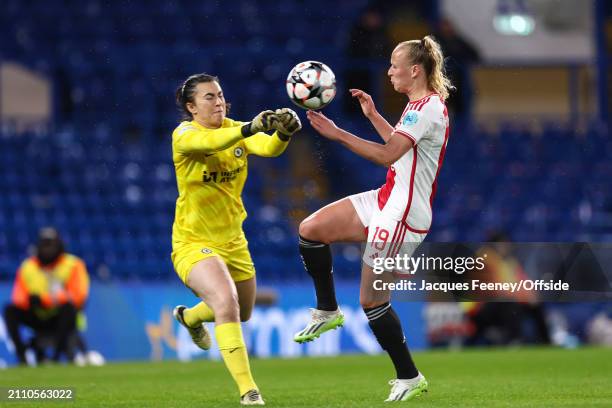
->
[3, 227, 89, 364]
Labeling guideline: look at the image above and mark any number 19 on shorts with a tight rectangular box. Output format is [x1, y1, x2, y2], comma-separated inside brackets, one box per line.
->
[371, 227, 390, 251]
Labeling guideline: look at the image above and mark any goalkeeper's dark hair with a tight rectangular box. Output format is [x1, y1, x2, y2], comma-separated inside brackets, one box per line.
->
[176, 73, 230, 120]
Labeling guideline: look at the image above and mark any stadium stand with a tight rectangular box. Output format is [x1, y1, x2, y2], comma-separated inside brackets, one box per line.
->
[0, 0, 610, 283]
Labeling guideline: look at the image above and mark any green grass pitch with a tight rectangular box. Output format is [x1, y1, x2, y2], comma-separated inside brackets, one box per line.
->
[2, 347, 611, 407]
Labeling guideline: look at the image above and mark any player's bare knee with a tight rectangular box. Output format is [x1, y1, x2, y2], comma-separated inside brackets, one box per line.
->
[212, 293, 240, 321]
[299, 218, 324, 242]
[298, 219, 314, 240]
[215, 304, 239, 322]
[360, 297, 386, 310]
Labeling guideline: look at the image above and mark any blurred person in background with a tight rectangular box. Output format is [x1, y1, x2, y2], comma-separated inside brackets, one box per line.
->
[435, 18, 480, 122]
[464, 232, 551, 346]
[299, 36, 452, 401]
[344, 6, 391, 115]
[3, 228, 89, 365]
[170, 73, 301, 405]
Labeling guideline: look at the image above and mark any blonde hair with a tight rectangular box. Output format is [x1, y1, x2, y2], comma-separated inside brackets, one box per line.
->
[395, 36, 454, 101]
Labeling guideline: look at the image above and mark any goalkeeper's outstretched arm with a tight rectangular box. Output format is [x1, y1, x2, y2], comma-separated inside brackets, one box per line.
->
[174, 124, 249, 154]
[174, 110, 280, 155]
[244, 132, 289, 157]
[245, 108, 302, 157]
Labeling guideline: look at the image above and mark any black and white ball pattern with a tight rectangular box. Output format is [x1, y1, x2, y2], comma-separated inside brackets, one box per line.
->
[286, 61, 336, 110]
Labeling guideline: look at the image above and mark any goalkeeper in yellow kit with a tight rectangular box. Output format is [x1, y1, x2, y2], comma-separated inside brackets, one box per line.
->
[170, 73, 301, 405]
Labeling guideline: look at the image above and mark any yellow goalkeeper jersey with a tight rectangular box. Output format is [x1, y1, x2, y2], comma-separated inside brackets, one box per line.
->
[171, 118, 289, 246]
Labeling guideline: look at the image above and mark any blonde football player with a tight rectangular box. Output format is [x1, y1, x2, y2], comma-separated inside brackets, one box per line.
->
[171, 73, 300, 405]
[297, 36, 453, 401]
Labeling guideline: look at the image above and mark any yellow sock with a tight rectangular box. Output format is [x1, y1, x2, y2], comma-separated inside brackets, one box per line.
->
[184, 301, 215, 326]
[215, 322, 257, 396]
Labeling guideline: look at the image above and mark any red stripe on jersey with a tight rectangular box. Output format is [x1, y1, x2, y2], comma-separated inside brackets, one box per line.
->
[396, 95, 433, 128]
[415, 96, 431, 112]
[402, 102, 413, 117]
[429, 105, 450, 208]
[393, 130, 417, 144]
[406, 224, 429, 234]
[385, 221, 402, 258]
[413, 98, 425, 112]
[391, 224, 408, 258]
[377, 166, 396, 210]
[409, 92, 437, 104]
[386, 223, 403, 259]
[402, 146, 418, 223]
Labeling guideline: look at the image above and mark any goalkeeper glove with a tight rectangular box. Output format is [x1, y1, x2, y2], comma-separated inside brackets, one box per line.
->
[241, 110, 278, 137]
[274, 108, 302, 140]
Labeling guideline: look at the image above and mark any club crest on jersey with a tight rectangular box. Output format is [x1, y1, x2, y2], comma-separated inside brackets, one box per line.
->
[403, 111, 419, 126]
[234, 147, 244, 157]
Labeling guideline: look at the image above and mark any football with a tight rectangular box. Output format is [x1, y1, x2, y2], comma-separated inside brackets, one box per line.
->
[286, 61, 336, 110]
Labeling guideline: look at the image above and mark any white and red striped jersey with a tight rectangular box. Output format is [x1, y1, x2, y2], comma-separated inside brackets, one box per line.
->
[377, 93, 449, 233]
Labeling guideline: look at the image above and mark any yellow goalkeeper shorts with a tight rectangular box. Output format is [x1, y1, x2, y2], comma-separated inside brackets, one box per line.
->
[171, 234, 256, 285]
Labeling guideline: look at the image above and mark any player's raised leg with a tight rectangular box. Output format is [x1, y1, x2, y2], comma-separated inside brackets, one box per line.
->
[187, 257, 264, 405]
[360, 253, 427, 401]
[295, 197, 366, 343]
[180, 300, 215, 325]
[173, 302, 213, 350]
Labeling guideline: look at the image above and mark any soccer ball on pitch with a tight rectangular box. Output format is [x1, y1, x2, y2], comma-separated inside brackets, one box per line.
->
[286, 61, 336, 110]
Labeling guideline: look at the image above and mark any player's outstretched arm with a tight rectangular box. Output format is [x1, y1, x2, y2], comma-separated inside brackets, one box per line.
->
[350, 89, 394, 142]
[174, 124, 245, 154]
[307, 110, 412, 167]
[244, 108, 301, 157]
[174, 111, 279, 154]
